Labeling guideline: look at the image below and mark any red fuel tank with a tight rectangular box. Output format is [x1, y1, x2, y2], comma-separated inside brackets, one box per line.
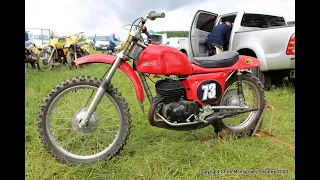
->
[136, 45, 193, 75]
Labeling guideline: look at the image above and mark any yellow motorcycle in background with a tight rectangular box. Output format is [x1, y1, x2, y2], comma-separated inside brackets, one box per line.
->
[79, 42, 90, 53]
[25, 41, 40, 70]
[64, 32, 90, 69]
[37, 36, 69, 71]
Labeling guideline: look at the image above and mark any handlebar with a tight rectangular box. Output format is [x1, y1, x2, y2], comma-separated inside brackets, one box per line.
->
[120, 11, 166, 49]
[147, 11, 165, 21]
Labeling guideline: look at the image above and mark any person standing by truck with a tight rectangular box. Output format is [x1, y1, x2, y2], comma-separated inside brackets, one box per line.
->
[109, 33, 120, 49]
[206, 21, 232, 56]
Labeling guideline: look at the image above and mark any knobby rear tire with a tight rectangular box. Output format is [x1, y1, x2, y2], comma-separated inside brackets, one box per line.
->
[38, 76, 131, 165]
[220, 73, 266, 137]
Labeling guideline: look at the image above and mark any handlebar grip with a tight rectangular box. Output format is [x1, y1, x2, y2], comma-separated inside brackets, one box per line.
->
[147, 11, 165, 20]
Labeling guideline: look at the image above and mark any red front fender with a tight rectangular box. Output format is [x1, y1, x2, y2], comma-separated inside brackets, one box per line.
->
[74, 54, 144, 101]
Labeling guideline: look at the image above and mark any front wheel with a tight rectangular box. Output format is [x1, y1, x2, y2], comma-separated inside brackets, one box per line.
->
[218, 73, 266, 137]
[38, 76, 131, 164]
[37, 49, 53, 71]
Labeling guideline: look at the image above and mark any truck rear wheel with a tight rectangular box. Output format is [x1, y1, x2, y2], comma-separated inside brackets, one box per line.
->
[251, 67, 271, 90]
[180, 50, 188, 57]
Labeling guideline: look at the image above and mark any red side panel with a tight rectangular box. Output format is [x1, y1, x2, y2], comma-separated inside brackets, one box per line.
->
[192, 55, 261, 74]
[183, 72, 229, 106]
[136, 45, 193, 75]
[74, 54, 144, 101]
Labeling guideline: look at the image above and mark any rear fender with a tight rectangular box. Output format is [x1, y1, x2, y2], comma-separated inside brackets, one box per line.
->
[235, 55, 261, 69]
[74, 54, 144, 101]
[236, 44, 267, 71]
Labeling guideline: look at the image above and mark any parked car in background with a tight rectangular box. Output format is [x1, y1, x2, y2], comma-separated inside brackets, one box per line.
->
[85, 36, 94, 46]
[166, 37, 189, 57]
[188, 10, 295, 89]
[93, 34, 110, 51]
[25, 28, 50, 50]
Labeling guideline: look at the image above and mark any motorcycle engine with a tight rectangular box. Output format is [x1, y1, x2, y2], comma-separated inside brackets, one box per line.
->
[155, 79, 200, 123]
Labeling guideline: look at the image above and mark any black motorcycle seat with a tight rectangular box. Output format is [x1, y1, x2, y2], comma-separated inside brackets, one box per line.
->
[191, 51, 239, 68]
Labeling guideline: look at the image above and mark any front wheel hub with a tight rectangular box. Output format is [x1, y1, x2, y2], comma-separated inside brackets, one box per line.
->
[72, 109, 99, 134]
[40, 58, 49, 65]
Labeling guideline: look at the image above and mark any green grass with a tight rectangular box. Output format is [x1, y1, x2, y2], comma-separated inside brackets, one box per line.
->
[25, 49, 295, 180]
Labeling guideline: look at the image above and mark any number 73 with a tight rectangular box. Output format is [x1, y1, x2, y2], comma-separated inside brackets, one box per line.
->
[202, 83, 216, 101]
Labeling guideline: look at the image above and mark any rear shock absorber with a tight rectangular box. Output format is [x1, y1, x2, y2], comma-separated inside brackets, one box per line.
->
[236, 70, 246, 106]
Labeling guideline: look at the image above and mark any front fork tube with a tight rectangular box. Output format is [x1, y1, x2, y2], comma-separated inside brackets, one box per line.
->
[48, 47, 55, 63]
[74, 44, 78, 59]
[78, 56, 122, 128]
[138, 72, 153, 104]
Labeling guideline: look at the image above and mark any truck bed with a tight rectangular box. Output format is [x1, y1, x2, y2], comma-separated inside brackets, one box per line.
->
[232, 25, 295, 71]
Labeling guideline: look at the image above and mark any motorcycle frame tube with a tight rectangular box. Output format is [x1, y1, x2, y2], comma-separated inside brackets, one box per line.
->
[138, 72, 153, 103]
[48, 45, 56, 63]
[74, 43, 78, 59]
[79, 36, 133, 128]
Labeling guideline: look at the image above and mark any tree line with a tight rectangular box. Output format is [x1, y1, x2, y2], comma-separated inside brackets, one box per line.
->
[156, 31, 189, 38]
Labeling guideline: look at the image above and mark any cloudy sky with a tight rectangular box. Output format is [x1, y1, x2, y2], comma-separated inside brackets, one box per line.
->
[26, 0, 295, 40]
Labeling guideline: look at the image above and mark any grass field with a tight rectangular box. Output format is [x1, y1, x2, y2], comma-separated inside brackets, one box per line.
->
[25, 49, 295, 180]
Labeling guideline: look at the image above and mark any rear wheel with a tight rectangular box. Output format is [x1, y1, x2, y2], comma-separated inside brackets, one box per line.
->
[219, 73, 266, 137]
[38, 76, 131, 165]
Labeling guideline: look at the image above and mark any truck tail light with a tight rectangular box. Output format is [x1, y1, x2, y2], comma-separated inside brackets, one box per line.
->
[286, 33, 295, 55]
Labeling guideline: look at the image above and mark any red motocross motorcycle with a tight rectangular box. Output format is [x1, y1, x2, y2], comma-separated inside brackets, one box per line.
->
[38, 11, 265, 165]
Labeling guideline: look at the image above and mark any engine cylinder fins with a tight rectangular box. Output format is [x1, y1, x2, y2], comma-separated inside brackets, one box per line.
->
[155, 79, 185, 104]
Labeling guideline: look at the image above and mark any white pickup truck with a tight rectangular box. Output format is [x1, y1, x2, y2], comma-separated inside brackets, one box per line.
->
[148, 32, 168, 45]
[188, 10, 295, 89]
[166, 37, 189, 57]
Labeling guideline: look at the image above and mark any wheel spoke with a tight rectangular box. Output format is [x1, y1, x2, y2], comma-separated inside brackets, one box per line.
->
[38, 77, 131, 164]
[219, 75, 265, 135]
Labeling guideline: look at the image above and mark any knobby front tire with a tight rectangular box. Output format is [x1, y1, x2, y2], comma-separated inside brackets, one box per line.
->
[38, 76, 131, 165]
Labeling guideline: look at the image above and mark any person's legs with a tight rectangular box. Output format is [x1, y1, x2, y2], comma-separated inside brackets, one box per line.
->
[214, 45, 224, 54]
[207, 42, 217, 56]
